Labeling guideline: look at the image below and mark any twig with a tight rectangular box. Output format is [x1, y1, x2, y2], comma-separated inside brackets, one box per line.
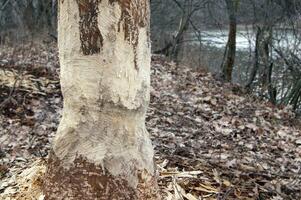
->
[0, 76, 18, 108]
[221, 187, 234, 200]
[0, 0, 10, 10]
[172, 175, 184, 200]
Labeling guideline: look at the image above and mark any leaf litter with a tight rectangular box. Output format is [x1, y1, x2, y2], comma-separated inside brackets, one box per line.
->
[0, 43, 301, 199]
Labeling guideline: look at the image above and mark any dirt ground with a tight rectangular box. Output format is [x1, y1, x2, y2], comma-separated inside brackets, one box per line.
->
[0, 43, 301, 199]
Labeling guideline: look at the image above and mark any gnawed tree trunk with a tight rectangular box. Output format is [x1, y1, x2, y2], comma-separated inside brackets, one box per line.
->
[43, 0, 160, 199]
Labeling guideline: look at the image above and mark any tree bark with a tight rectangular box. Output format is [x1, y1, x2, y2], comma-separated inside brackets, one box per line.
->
[43, 0, 160, 199]
[246, 26, 261, 88]
[221, 0, 238, 82]
[260, 26, 275, 102]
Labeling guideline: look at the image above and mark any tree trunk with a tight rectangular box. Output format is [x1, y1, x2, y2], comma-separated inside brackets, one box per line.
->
[260, 26, 274, 101]
[246, 26, 261, 88]
[153, 12, 189, 59]
[221, 0, 238, 82]
[43, 0, 160, 199]
[153, 0, 191, 62]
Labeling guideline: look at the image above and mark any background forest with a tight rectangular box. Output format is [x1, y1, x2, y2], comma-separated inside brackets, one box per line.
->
[1, 0, 301, 113]
[1, 0, 301, 199]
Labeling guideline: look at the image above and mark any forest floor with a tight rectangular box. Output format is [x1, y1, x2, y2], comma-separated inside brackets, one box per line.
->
[0, 43, 301, 200]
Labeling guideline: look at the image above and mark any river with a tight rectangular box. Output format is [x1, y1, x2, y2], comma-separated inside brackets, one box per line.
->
[193, 29, 301, 52]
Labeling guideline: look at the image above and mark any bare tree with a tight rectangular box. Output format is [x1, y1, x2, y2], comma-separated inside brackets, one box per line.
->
[220, 0, 239, 82]
[153, 0, 205, 62]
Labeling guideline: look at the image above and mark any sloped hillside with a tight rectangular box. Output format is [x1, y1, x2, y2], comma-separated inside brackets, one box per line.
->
[149, 56, 301, 200]
[0, 44, 300, 199]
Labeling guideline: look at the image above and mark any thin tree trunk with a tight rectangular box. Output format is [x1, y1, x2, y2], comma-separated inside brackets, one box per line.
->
[267, 63, 277, 104]
[153, 13, 189, 58]
[154, 1, 191, 61]
[221, 0, 238, 82]
[260, 27, 275, 101]
[246, 26, 261, 88]
[43, 0, 160, 199]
